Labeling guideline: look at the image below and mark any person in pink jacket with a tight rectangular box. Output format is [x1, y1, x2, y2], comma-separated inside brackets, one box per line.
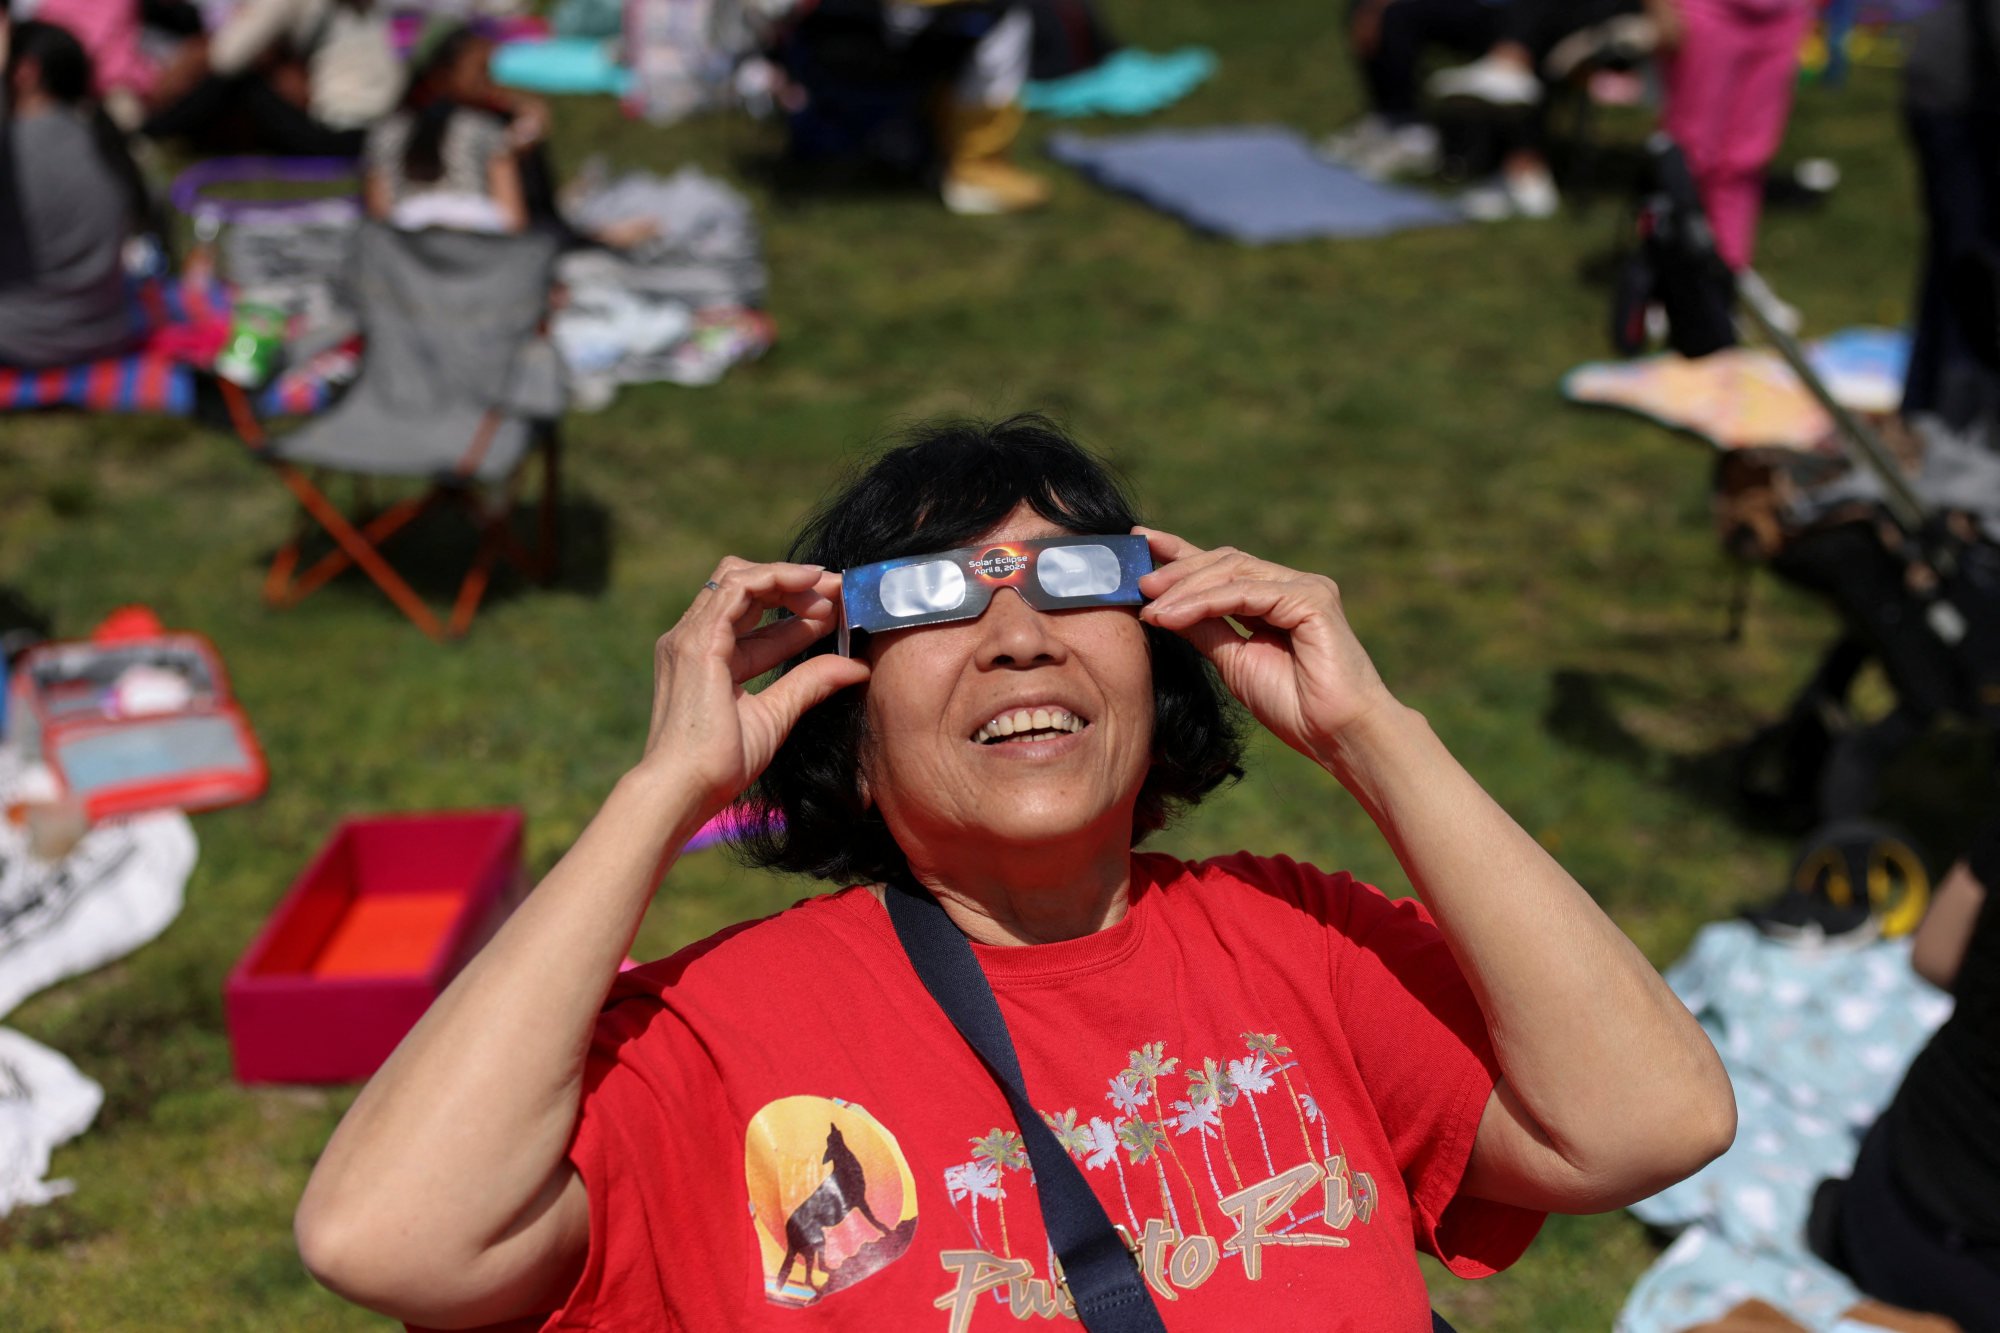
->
[1651, 0, 1815, 272]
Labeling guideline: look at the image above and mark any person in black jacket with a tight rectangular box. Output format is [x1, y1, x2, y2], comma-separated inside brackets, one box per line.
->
[1821, 821, 2000, 1332]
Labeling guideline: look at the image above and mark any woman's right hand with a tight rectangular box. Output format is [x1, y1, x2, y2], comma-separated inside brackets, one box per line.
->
[641, 559, 870, 824]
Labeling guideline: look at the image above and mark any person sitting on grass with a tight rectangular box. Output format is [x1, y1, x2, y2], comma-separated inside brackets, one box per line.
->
[363, 24, 524, 235]
[141, 0, 398, 157]
[1423, 0, 1651, 218]
[1324, 0, 1510, 181]
[1815, 820, 2000, 1331]
[776, 1, 1051, 215]
[364, 22, 656, 246]
[0, 17, 151, 368]
[294, 415, 1735, 1330]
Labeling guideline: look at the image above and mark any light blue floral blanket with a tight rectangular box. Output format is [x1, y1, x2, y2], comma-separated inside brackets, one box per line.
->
[1617, 921, 1954, 1332]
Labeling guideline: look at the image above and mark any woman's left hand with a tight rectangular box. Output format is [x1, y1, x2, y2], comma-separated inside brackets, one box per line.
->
[1136, 527, 1397, 767]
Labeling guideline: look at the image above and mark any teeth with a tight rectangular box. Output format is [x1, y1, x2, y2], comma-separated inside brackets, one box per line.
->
[974, 708, 1085, 744]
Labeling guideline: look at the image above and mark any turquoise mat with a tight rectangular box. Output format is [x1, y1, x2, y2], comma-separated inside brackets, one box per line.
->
[492, 38, 632, 97]
[1024, 47, 1217, 118]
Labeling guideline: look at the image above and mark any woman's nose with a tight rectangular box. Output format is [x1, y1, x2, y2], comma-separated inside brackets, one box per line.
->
[975, 588, 1064, 667]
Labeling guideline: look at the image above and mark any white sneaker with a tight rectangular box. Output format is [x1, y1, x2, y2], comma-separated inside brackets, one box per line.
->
[1352, 123, 1441, 180]
[1461, 166, 1559, 221]
[1428, 55, 1541, 107]
[1505, 162, 1559, 218]
[1460, 179, 1514, 222]
[1318, 115, 1396, 165]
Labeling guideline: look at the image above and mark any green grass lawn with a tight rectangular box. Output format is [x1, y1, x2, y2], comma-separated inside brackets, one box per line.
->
[0, 4, 1986, 1328]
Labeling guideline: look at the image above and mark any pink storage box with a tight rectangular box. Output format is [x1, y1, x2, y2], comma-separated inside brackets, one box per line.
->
[225, 810, 523, 1084]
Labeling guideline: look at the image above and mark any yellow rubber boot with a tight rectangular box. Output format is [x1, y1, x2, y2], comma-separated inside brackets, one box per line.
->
[937, 101, 1050, 216]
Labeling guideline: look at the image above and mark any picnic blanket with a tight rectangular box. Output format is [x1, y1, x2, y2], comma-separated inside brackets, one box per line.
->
[0, 746, 197, 1217]
[1563, 328, 1912, 451]
[0, 273, 350, 419]
[1046, 126, 1463, 243]
[554, 165, 773, 406]
[1617, 920, 1953, 1333]
[1023, 47, 1217, 118]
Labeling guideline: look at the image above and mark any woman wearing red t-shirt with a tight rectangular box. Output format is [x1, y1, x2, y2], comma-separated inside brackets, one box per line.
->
[296, 416, 1734, 1330]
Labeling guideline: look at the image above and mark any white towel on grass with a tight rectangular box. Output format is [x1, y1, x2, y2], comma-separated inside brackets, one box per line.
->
[0, 745, 196, 1215]
[0, 748, 198, 1021]
[0, 1026, 104, 1217]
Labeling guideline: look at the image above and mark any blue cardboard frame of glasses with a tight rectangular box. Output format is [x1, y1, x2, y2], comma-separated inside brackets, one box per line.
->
[837, 533, 1154, 656]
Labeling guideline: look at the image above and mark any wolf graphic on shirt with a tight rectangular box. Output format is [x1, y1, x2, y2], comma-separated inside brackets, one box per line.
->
[747, 1095, 921, 1307]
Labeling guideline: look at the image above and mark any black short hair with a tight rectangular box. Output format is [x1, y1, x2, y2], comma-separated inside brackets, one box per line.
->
[736, 414, 1245, 886]
[8, 20, 92, 104]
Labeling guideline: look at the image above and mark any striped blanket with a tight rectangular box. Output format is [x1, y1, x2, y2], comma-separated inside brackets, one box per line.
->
[0, 273, 349, 419]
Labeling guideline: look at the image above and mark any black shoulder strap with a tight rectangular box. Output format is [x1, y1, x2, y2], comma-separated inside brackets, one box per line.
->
[884, 877, 1166, 1332]
[883, 876, 1464, 1333]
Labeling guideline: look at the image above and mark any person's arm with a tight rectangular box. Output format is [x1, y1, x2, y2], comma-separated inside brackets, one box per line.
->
[1137, 529, 1735, 1215]
[458, 60, 550, 152]
[1911, 857, 1988, 991]
[488, 147, 529, 233]
[361, 167, 392, 220]
[295, 560, 869, 1328]
[1643, 0, 1684, 51]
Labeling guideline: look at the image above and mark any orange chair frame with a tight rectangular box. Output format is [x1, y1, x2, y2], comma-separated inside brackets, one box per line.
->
[222, 382, 561, 641]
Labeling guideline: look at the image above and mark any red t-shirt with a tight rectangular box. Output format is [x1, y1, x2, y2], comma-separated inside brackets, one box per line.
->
[520, 851, 1542, 1330]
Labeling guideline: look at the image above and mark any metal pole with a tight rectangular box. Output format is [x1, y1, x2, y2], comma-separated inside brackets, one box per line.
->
[1734, 271, 1929, 534]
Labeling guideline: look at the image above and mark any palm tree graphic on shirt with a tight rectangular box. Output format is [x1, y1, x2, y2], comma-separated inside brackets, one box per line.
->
[1124, 1043, 1211, 1237]
[1184, 1057, 1246, 1192]
[969, 1128, 1028, 1256]
[943, 1158, 1001, 1250]
[939, 1029, 1370, 1270]
[1242, 1032, 1319, 1164]
[1080, 1114, 1141, 1232]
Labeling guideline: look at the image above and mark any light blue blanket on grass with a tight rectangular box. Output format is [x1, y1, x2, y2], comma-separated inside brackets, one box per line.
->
[1617, 921, 1952, 1333]
[1046, 125, 1462, 244]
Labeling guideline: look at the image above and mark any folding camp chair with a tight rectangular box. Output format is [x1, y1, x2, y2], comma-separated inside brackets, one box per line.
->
[219, 222, 567, 641]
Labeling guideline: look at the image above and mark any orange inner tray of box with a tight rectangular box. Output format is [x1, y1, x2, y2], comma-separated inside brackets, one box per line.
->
[311, 893, 466, 978]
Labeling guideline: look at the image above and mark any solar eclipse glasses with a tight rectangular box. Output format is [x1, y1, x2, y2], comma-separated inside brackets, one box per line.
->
[837, 534, 1153, 655]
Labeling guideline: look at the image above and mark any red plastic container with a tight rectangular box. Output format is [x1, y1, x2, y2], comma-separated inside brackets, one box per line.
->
[225, 810, 524, 1084]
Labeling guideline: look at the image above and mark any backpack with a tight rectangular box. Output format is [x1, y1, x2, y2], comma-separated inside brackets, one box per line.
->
[1611, 134, 1738, 359]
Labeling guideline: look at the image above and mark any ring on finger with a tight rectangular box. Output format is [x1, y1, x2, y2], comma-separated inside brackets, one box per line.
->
[703, 580, 722, 593]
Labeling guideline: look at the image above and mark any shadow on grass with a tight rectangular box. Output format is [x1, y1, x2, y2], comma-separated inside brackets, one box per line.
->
[0, 1196, 105, 1253]
[252, 494, 615, 616]
[1546, 665, 1748, 810]
[1545, 666, 1998, 867]
[731, 144, 936, 213]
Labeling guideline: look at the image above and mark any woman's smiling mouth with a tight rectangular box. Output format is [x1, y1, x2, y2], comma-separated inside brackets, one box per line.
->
[972, 708, 1089, 745]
